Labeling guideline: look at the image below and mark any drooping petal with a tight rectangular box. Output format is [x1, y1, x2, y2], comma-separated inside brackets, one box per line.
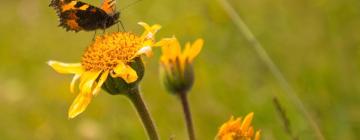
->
[79, 71, 102, 91]
[188, 39, 204, 62]
[67, 71, 101, 119]
[92, 71, 109, 96]
[48, 61, 83, 74]
[111, 62, 138, 83]
[68, 91, 92, 119]
[70, 74, 81, 93]
[79, 71, 102, 94]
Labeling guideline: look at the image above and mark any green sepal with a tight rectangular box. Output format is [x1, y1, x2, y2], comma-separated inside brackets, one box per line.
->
[160, 60, 194, 94]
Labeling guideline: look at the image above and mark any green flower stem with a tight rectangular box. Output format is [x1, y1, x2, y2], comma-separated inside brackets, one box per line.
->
[127, 87, 159, 140]
[178, 92, 196, 140]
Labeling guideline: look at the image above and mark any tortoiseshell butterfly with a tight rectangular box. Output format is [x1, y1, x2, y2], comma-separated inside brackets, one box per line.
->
[49, 0, 120, 32]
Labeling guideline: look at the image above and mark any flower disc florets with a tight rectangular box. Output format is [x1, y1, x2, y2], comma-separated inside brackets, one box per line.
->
[81, 32, 144, 71]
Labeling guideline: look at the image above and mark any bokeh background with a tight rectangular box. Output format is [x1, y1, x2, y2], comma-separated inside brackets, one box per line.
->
[0, 0, 359, 139]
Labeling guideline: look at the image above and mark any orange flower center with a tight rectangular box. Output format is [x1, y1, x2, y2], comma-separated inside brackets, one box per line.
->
[81, 32, 143, 71]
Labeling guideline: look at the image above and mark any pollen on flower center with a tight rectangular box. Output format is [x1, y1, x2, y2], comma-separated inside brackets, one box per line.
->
[81, 32, 144, 71]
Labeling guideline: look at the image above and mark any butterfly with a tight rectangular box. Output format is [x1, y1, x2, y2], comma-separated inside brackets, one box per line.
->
[49, 0, 121, 32]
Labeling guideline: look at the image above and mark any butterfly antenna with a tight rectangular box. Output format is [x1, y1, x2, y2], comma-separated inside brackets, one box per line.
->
[120, 0, 143, 11]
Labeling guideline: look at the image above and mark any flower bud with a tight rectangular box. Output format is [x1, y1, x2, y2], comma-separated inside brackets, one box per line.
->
[158, 37, 203, 94]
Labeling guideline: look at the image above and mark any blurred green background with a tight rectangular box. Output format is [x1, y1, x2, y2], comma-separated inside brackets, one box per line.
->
[0, 0, 359, 139]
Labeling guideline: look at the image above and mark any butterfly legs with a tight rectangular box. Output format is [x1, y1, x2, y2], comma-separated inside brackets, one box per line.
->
[92, 30, 97, 41]
[92, 29, 105, 41]
[116, 20, 126, 32]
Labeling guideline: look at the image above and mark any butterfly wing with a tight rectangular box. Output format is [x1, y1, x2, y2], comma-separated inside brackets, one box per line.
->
[101, 0, 117, 15]
[49, 0, 109, 32]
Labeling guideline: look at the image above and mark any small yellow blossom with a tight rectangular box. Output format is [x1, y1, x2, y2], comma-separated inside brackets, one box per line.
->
[158, 37, 204, 93]
[217, 112, 261, 140]
[48, 22, 161, 119]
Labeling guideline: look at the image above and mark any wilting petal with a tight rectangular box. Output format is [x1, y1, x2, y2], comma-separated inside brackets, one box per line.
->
[240, 112, 254, 131]
[92, 71, 109, 96]
[68, 92, 92, 119]
[188, 39, 203, 62]
[111, 62, 138, 83]
[48, 61, 83, 74]
[70, 74, 81, 93]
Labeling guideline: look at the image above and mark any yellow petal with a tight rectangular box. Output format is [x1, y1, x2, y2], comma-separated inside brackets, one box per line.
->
[254, 130, 261, 140]
[68, 71, 101, 118]
[241, 112, 254, 131]
[79, 71, 101, 91]
[182, 42, 192, 60]
[188, 39, 204, 62]
[111, 62, 138, 83]
[138, 22, 161, 39]
[80, 71, 102, 94]
[47, 61, 83, 74]
[68, 92, 92, 119]
[159, 37, 181, 60]
[169, 38, 182, 58]
[138, 22, 150, 29]
[135, 45, 153, 58]
[222, 133, 235, 140]
[247, 126, 254, 136]
[70, 74, 81, 93]
[179, 42, 192, 71]
[92, 71, 109, 96]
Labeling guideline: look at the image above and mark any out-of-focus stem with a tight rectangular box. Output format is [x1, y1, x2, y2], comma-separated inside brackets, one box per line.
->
[216, 0, 325, 139]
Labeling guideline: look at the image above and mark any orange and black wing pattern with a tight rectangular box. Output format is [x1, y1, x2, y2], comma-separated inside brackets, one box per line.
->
[49, 0, 119, 32]
[101, 0, 117, 15]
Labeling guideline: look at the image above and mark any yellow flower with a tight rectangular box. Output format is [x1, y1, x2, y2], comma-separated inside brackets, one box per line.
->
[48, 22, 161, 119]
[158, 37, 204, 93]
[217, 112, 261, 140]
